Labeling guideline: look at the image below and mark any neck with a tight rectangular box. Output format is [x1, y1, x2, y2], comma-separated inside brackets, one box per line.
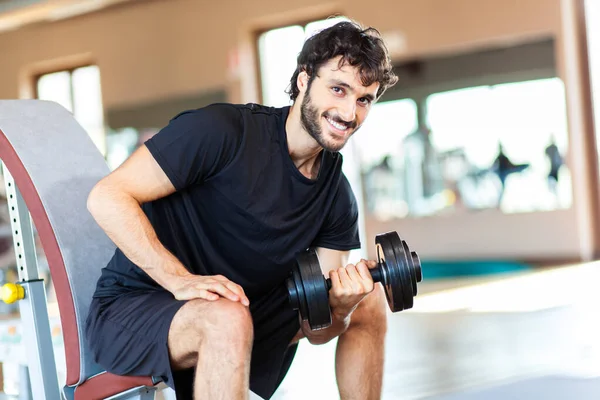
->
[286, 102, 323, 179]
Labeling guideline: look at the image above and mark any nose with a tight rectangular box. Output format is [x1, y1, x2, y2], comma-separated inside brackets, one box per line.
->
[338, 98, 356, 123]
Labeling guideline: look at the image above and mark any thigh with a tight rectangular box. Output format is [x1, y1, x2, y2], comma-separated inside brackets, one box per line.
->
[167, 297, 212, 370]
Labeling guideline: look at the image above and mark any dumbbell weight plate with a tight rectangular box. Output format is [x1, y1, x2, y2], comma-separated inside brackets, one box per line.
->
[287, 261, 308, 321]
[412, 250, 423, 283]
[402, 240, 421, 296]
[295, 249, 331, 330]
[385, 232, 414, 309]
[375, 233, 407, 312]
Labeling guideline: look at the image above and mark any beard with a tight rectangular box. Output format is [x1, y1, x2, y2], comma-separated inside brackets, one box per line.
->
[300, 84, 358, 152]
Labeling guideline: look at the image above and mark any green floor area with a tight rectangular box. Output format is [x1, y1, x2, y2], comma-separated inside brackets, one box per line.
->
[420, 260, 532, 280]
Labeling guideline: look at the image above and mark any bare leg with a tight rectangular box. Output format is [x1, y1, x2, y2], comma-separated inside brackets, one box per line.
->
[168, 298, 254, 400]
[335, 285, 387, 400]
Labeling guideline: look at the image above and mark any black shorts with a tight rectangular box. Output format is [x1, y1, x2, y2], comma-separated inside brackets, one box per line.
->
[85, 284, 301, 400]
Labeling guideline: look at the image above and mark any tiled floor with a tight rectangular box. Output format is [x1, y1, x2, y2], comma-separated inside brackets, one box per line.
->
[270, 262, 600, 399]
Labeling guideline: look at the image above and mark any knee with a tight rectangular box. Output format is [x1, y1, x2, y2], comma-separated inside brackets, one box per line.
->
[187, 299, 254, 347]
[350, 285, 388, 335]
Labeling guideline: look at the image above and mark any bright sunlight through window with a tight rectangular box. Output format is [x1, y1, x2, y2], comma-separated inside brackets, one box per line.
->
[37, 65, 106, 156]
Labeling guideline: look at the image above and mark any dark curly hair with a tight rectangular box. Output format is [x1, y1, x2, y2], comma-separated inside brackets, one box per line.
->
[287, 20, 398, 101]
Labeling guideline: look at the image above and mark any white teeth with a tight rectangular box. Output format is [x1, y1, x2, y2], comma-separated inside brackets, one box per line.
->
[326, 117, 347, 131]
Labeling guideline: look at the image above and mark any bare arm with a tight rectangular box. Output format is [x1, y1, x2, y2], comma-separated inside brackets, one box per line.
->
[301, 248, 374, 345]
[88, 146, 182, 289]
[87, 145, 248, 304]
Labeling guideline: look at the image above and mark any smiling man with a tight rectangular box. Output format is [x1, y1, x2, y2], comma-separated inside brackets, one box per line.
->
[85, 19, 398, 400]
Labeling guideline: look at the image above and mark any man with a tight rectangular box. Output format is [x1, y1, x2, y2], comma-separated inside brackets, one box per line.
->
[85, 19, 398, 400]
[492, 143, 529, 207]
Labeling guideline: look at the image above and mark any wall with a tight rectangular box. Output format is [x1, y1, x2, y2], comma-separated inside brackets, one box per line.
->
[0, 0, 561, 108]
[1, 0, 592, 262]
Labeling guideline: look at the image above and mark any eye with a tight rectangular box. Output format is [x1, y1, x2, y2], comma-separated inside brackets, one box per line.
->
[332, 87, 344, 95]
[358, 97, 372, 106]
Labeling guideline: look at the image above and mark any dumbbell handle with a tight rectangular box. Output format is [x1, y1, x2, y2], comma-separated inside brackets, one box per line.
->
[325, 266, 383, 290]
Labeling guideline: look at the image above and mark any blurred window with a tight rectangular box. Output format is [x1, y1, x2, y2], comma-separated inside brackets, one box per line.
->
[424, 78, 572, 214]
[258, 17, 349, 107]
[358, 99, 419, 220]
[36, 65, 106, 155]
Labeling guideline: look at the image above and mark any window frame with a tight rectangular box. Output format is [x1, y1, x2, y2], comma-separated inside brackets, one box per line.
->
[254, 15, 346, 105]
[33, 63, 94, 112]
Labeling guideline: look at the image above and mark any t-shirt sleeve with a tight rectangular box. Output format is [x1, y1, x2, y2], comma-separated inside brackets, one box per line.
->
[312, 174, 361, 251]
[144, 104, 243, 190]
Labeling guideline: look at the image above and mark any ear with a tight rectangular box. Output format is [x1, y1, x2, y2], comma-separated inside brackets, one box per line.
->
[297, 69, 310, 94]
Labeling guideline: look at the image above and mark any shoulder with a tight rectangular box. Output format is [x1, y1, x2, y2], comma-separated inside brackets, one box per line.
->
[168, 103, 244, 132]
[321, 150, 344, 180]
[168, 103, 288, 132]
[337, 173, 358, 206]
[338, 171, 353, 193]
[234, 103, 288, 117]
[325, 160, 358, 213]
[234, 103, 290, 130]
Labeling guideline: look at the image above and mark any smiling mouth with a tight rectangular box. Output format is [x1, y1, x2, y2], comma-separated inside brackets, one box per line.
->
[324, 116, 349, 136]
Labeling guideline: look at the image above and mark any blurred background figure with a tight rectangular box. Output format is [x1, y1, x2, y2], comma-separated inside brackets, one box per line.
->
[491, 142, 530, 207]
[364, 155, 397, 219]
[401, 124, 445, 215]
[545, 134, 564, 197]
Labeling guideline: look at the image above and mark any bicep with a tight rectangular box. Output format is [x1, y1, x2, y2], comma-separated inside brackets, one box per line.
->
[316, 247, 350, 276]
[93, 145, 176, 203]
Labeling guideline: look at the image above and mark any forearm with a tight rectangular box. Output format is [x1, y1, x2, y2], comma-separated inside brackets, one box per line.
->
[87, 182, 190, 291]
[302, 308, 352, 345]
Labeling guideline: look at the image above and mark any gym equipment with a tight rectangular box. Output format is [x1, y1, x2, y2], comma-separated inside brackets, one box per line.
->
[0, 100, 175, 400]
[287, 231, 422, 330]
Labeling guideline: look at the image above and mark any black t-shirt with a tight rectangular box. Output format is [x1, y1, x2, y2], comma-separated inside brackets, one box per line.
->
[92, 103, 361, 300]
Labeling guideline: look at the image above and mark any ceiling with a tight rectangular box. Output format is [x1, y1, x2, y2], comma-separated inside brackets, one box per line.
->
[0, 0, 139, 33]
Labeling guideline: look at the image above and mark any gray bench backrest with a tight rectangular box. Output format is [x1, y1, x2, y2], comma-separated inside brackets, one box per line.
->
[0, 100, 115, 386]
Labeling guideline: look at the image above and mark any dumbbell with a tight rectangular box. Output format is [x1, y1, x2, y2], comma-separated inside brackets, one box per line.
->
[286, 231, 423, 330]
